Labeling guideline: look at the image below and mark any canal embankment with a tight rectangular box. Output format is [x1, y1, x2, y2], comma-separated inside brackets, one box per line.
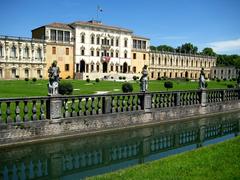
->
[88, 136, 240, 180]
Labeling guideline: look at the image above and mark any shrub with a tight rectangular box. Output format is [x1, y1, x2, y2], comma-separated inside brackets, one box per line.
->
[157, 77, 161, 80]
[133, 76, 137, 81]
[39, 75, 43, 79]
[122, 76, 126, 80]
[25, 78, 29, 81]
[205, 81, 208, 88]
[86, 78, 90, 83]
[227, 84, 234, 88]
[164, 81, 173, 91]
[232, 78, 236, 81]
[223, 78, 227, 81]
[59, 81, 73, 95]
[66, 76, 71, 79]
[185, 78, 190, 82]
[95, 78, 100, 83]
[32, 77, 37, 82]
[122, 83, 133, 93]
[217, 78, 221, 82]
[136, 76, 139, 80]
[119, 76, 123, 80]
[15, 75, 19, 79]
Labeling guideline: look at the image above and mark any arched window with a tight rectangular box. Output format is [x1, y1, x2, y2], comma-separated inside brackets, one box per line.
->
[35, 48, 42, 59]
[164, 57, 167, 66]
[176, 58, 178, 66]
[91, 35, 95, 44]
[81, 33, 85, 43]
[11, 46, 17, 58]
[24, 47, 29, 58]
[170, 58, 172, 66]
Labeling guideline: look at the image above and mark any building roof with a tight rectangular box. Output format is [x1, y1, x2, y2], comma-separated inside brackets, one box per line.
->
[32, 22, 73, 31]
[70, 20, 133, 33]
[132, 35, 150, 40]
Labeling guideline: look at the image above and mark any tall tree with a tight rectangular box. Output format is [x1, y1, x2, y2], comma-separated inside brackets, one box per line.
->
[150, 46, 157, 51]
[176, 43, 198, 54]
[201, 47, 216, 56]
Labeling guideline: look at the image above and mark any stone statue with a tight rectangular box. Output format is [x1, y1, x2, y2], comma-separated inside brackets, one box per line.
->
[199, 67, 206, 89]
[140, 65, 148, 92]
[48, 61, 60, 95]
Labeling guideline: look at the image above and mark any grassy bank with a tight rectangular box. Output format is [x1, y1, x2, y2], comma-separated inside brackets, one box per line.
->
[89, 136, 240, 180]
[0, 79, 236, 97]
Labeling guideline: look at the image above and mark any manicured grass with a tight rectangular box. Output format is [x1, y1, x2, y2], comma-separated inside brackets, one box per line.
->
[0, 79, 236, 98]
[88, 136, 240, 180]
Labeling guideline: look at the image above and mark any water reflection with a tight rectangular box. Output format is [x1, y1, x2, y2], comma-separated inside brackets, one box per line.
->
[0, 112, 239, 180]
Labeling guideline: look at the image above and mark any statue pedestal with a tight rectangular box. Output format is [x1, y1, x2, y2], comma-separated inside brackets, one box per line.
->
[46, 96, 62, 122]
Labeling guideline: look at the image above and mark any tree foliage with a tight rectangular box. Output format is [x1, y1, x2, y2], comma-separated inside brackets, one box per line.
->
[176, 43, 198, 54]
[201, 47, 216, 56]
[122, 83, 133, 93]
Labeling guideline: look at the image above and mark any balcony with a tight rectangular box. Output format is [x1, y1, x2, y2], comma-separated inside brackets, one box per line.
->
[101, 44, 111, 50]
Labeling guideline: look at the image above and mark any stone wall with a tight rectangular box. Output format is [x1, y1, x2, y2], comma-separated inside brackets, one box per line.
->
[0, 92, 240, 146]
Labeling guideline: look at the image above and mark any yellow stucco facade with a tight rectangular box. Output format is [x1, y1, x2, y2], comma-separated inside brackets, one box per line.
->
[45, 43, 74, 79]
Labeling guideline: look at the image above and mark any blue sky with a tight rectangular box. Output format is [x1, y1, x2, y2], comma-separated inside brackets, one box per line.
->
[1, 0, 240, 54]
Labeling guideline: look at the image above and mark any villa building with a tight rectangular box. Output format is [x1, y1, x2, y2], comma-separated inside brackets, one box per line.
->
[0, 35, 46, 79]
[148, 51, 217, 80]
[210, 66, 237, 80]
[0, 20, 221, 81]
[32, 23, 74, 79]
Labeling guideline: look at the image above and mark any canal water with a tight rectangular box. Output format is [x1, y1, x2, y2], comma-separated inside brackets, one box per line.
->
[0, 111, 239, 180]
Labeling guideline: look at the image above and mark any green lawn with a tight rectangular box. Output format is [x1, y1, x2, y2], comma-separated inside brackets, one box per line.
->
[0, 79, 236, 98]
[88, 136, 240, 180]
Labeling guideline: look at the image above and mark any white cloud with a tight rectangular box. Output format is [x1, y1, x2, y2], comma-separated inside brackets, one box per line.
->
[208, 38, 240, 54]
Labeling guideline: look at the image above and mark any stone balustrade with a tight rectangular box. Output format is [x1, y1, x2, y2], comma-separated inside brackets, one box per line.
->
[0, 88, 240, 125]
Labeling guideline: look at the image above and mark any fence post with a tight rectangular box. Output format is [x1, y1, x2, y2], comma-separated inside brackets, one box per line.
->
[140, 93, 152, 112]
[200, 89, 207, 107]
[174, 92, 181, 106]
[102, 96, 112, 114]
[46, 96, 62, 122]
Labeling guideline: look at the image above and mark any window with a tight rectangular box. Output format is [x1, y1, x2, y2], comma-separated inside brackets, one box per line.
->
[151, 72, 154, 78]
[35, 48, 42, 59]
[91, 64, 94, 72]
[164, 58, 167, 66]
[124, 39, 128, 47]
[133, 66, 136, 73]
[10, 46, 17, 58]
[37, 70, 42, 78]
[111, 51, 114, 57]
[133, 53, 136, 59]
[143, 54, 146, 60]
[116, 52, 119, 58]
[124, 52, 127, 58]
[50, 29, 56, 41]
[0, 45, 2, 57]
[91, 36, 95, 44]
[116, 39, 119, 46]
[97, 65, 99, 72]
[133, 40, 137, 49]
[81, 49, 85, 56]
[97, 37, 100, 45]
[111, 65, 113, 71]
[81, 34, 85, 43]
[64, 31, 70, 42]
[65, 64, 69, 71]
[116, 66, 119, 72]
[111, 39, 114, 46]
[58, 31, 63, 41]
[0, 68, 2, 78]
[24, 47, 29, 58]
[66, 48, 69, 55]
[91, 50, 94, 56]
[25, 69, 29, 78]
[52, 47, 56, 54]
[12, 69, 16, 78]
[97, 50, 100, 57]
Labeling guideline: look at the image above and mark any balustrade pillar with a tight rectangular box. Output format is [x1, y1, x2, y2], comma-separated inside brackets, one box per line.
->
[200, 89, 207, 107]
[139, 93, 151, 112]
[46, 96, 62, 122]
[174, 92, 180, 106]
[102, 96, 111, 114]
[139, 138, 150, 164]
